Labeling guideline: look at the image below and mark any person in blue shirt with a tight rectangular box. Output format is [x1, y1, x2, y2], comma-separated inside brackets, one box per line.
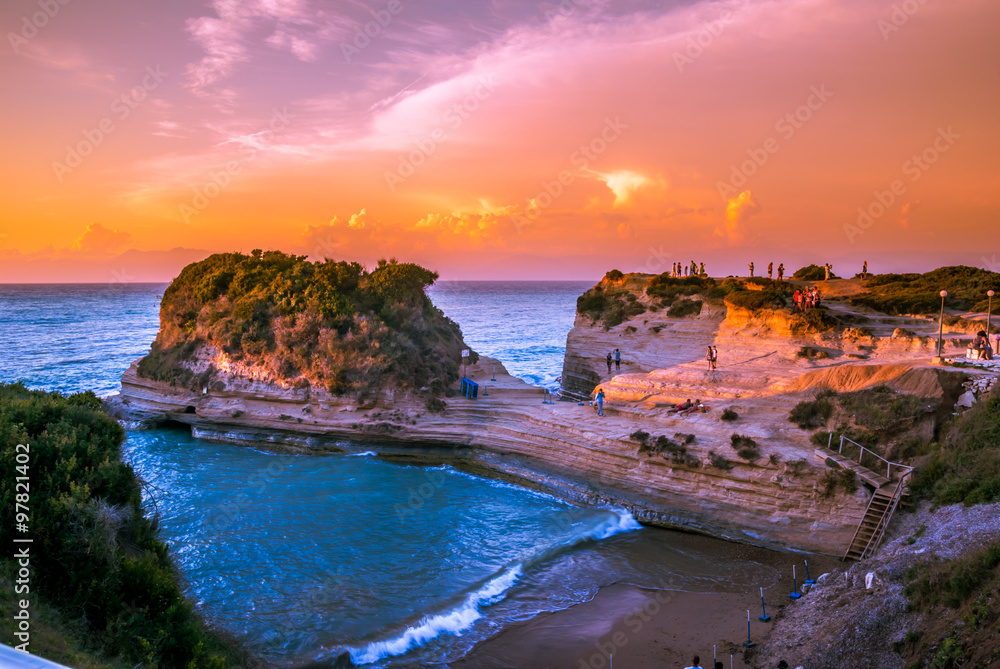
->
[595, 388, 605, 416]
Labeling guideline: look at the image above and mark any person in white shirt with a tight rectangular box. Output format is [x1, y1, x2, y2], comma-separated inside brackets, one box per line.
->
[683, 656, 702, 669]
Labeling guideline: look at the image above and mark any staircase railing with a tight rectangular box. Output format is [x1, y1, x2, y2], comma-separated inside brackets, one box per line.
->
[865, 470, 912, 558]
[843, 469, 912, 561]
[837, 434, 911, 481]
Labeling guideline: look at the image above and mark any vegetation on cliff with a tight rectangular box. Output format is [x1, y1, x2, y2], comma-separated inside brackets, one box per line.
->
[0, 383, 242, 668]
[911, 389, 1000, 506]
[792, 264, 838, 281]
[850, 265, 1000, 316]
[138, 251, 467, 396]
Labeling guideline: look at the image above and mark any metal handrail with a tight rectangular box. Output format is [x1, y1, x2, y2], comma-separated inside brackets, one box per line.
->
[838, 434, 913, 481]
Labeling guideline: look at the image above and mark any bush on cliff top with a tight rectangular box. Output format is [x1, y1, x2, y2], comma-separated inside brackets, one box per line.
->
[724, 289, 786, 311]
[138, 251, 467, 395]
[577, 284, 645, 329]
[849, 266, 1000, 316]
[792, 264, 838, 281]
[0, 383, 238, 668]
[645, 274, 715, 306]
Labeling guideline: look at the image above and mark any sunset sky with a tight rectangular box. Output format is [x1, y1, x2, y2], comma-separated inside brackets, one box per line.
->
[1, 0, 997, 282]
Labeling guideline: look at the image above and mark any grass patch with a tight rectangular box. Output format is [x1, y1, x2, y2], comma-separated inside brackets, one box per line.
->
[721, 408, 738, 421]
[906, 541, 1000, 610]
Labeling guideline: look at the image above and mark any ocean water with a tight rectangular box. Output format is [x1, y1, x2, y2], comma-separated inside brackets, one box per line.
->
[0, 281, 787, 667]
[428, 281, 593, 391]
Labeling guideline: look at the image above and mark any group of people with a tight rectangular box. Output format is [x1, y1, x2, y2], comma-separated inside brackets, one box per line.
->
[684, 656, 726, 669]
[748, 262, 785, 280]
[669, 398, 706, 415]
[606, 348, 621, 373]
[670, 261, 707, 278]
[792, 287, 822, 312]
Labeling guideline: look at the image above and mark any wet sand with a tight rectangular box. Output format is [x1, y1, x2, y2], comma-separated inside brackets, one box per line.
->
[449, 548, 842, 669]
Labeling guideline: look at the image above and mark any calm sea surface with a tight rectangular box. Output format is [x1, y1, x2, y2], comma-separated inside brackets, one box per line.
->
[0, 281, 784, 667]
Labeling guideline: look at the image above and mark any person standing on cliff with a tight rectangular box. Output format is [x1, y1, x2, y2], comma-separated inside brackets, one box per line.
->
[824, 263, 832, 281]
[699, 261, 705, 276]
[595, 388, 606, 416]
[767, 262, 773, 279]
[748, 261, 754, 278]
[706, 345, 714, 371]
[777, 263, 785, 280]
[711, 346, 718, 371]
[862, 260, 868, 279]
[614, 348, 621, 371]
[606, 352, 613, 374]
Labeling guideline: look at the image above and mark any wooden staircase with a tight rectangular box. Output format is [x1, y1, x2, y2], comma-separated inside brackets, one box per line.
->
[843, 479, 907, 561]
[816, 435, 913, 562]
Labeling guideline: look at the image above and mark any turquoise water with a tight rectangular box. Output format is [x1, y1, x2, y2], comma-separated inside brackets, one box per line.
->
[1, 281, 785, 667]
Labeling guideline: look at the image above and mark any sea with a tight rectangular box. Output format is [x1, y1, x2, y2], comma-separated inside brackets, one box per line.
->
[0, 281, 786, 667]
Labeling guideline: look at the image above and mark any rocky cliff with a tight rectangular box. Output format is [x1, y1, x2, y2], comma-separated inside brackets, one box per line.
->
[112, 274, 991, 557]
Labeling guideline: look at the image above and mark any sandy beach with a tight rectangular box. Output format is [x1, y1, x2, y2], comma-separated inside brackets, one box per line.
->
[450, 534, 842, 669]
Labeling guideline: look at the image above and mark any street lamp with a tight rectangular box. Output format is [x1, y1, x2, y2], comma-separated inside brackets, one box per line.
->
[937, 290, 948, 359]
[988, 290, 995, 339]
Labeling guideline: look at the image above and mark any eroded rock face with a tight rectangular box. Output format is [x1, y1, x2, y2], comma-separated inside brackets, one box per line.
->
[114, 353, 871, 555]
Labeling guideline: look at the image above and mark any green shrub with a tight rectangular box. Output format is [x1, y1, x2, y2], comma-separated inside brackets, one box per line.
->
[911, 394, 1000, 506]
[425, 397, 447, 413]
[789, 393, 834, 429]
[138, 252, 466, 397]
[730, 434, 761, 462]
[668, 299, 702, 318]
[605, 269, 625, 282]
[629, 430, 650, 444]
[0, 383, 235, 667]
[849, 266, 1000, 316]
[792, 264, 838, 281]
[708, 451, 733, 471]
[721, 408, 738, 421]
[577, 285, 646, 329]
[724, 290, 786, 311]
[789, 307, 840, 334]
[645, 274, 715, 307]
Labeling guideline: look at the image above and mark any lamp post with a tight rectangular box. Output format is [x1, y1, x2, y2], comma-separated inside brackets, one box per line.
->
[988, 290, 995, 339]
[937, 290, 948, 359]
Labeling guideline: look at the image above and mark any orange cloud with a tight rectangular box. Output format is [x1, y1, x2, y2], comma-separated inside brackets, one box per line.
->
[716, 190, 760, 246]
[73, 223, 131, 256]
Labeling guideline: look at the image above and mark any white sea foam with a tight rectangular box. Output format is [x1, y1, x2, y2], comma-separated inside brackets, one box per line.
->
[342, 507, 640, 664]
[346, 451, 377, 457]
[347, 566, 523, 664]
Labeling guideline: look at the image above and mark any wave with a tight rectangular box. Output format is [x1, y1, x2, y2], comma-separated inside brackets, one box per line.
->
[346, 451, 378, 457]
[338, 508, 640, 665]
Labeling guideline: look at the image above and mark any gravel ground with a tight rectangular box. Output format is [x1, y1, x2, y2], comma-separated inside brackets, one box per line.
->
[751, 501, 1000, 669]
